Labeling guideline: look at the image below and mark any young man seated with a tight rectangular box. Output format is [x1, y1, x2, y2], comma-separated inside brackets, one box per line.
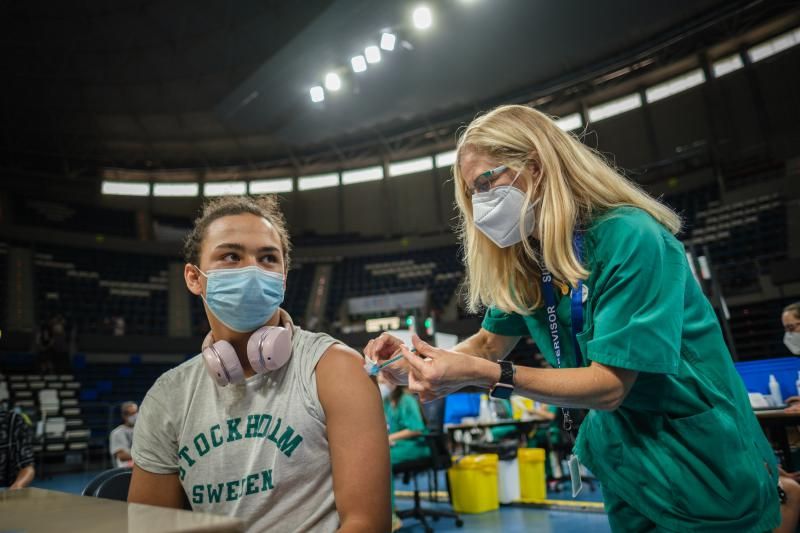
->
[128, 196, 391, 532]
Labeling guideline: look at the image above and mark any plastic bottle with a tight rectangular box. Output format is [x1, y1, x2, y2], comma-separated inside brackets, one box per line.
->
[795, 371, 800, 397]
[770, 374, 784, 406]
[488, 399, 498, 421]
[479, 394, 491, 422]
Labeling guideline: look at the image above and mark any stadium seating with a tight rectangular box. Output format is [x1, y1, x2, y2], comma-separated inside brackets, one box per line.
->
[325, 245, 464, 322]
[12, 197, 137, 238]
[728, 298, 796, 361]
[684, 193, 787, 294]
[2, 372, 91, 472]
[0, 242, 7, 327]
[71, 361, 177, 459]
[34, 244, 171, 336]
[662, 183, 720, 235]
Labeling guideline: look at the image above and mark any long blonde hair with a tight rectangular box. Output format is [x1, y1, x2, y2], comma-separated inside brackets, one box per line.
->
[454, 104, 681, 315]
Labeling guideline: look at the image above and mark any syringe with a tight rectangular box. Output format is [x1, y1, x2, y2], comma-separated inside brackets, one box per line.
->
[364, 347, 416, 376]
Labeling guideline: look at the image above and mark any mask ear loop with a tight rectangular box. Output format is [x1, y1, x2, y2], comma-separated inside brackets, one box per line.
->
[521, 163, 546, 242]
[504, 169, 523, 194]
[193, 265, 209, 301]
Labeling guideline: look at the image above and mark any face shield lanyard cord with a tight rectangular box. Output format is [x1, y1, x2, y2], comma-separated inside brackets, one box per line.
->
[540, 232, 584, 435]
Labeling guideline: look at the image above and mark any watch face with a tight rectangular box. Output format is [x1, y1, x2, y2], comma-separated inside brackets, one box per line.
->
[490, 383, 513, 400]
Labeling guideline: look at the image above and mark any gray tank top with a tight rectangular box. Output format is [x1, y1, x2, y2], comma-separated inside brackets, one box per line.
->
[132, 327, 340, 532]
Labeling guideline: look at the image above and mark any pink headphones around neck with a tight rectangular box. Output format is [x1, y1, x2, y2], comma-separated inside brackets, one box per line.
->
[201, 309, 293, 386]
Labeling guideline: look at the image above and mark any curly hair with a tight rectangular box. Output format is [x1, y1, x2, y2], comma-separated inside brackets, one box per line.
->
[183, 195, 291, 271]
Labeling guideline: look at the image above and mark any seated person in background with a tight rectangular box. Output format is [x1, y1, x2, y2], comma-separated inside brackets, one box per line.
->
[109, 401, 137, 468]
[128, 196, 390, 532]
[0, 403, 35, 490]
[782, 301, 800, 356]
[379, 374, 430, 464]
[781, 303, 800, 410]
[379, 373, 430, 531]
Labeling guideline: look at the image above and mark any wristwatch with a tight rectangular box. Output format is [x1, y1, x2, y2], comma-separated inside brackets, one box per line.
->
[489, 360, 515, 399]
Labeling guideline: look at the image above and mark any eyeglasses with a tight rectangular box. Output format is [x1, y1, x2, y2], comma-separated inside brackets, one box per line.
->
[469, 165, 508, 195]
[786, 322, 800, 333]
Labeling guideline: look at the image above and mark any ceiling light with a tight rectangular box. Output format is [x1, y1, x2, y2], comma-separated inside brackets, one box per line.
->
[351, 55, 367, 73]
[101, 181, 150, 196]
[310, 86, 324, 103]
[204, 181, 247, 197]
[325, 72, 341, 91]
[152, 183, 199, 197]
[413, 6, 432, 30]
[587, 93, 642, 122]
[299, 173, 339, 191]
[365, 45, 381, 64]
[712, 54, 744, 78]
[380, 33, 396, 51]
[554, 113, 583, 132]
[249, 178, 294, 194]
[389, 156, 434, 177]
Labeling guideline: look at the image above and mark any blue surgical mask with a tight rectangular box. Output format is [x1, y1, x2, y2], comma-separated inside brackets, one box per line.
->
[196, 266, 285, 333]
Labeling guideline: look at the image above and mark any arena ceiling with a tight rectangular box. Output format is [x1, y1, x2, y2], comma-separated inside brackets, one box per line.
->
[0, 0, 788, 172]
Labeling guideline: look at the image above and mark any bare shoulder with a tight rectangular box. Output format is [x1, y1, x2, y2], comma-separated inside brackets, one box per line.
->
[316, 342, 366, 375]
[315, 343, 376, 405]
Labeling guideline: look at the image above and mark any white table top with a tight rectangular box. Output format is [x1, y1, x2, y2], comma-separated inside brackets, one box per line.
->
[0, 487, 244, 533]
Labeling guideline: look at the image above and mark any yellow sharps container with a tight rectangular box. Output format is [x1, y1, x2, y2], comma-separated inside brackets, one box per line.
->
[518, 447, 547, 502]
[447, 454, 499, 513]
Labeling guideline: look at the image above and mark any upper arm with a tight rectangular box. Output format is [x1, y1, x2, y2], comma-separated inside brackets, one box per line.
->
[462, 327, 520, 361]
[588, 213, 685, 374]
[591, 361, 639, 409]
[128, 464, 187, 509]
[317, 344, 391, 532]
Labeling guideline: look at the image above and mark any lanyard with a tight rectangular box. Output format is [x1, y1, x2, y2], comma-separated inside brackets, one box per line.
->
[570, 234, 585, 368]
[540, 233, 584, 431]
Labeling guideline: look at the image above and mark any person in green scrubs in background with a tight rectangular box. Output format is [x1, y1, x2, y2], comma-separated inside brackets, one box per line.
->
[378, 374, 430, 531]
[379, 375, 430, 465]
[365, 104, 782, 531]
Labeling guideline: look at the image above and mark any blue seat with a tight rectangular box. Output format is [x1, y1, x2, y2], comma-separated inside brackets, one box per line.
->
[82, 467, 132, 501]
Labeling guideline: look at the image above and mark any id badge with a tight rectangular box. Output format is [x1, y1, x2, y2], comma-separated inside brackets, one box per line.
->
[568, 454, 583, 498]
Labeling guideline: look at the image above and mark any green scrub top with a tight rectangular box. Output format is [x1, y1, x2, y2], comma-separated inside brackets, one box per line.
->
[481, 207, 779, 532]
[384, 393, 431, 465]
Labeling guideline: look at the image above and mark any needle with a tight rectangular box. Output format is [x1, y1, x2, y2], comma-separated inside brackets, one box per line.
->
[365, 347, 416, 376]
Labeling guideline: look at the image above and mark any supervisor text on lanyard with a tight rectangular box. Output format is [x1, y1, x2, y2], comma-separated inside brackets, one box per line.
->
[540, 233, 584, 432]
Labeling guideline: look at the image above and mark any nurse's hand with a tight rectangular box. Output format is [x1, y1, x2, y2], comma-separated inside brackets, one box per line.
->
[401, 334, 490, 403]
[363, 332, 410, 385]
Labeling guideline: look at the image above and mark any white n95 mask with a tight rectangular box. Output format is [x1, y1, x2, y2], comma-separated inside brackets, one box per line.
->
[785, 332, 800, 355]
[472, 171, 536, 248]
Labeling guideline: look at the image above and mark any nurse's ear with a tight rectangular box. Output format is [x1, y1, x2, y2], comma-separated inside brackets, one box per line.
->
[528, 161, 544, 196]
[529, 161, 543, 182]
